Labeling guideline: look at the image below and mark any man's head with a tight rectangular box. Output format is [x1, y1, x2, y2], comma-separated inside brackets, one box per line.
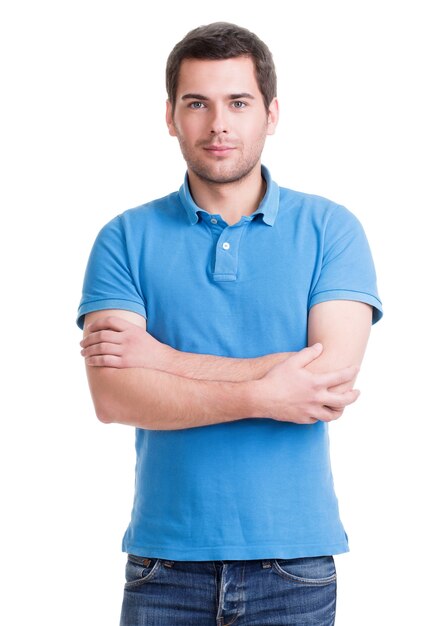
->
[165, 23, 279, 187]
[166, 22, 277, 115]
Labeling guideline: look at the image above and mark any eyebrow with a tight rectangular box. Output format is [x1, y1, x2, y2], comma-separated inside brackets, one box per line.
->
[181, 92, 256, 101]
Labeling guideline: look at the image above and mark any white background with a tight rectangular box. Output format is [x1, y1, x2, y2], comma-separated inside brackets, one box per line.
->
[1, 0, 425, 624]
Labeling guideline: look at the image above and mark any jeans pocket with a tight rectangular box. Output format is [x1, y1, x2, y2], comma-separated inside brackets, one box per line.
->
[124, 555, 162, 589]
[272, 556, 336, 586]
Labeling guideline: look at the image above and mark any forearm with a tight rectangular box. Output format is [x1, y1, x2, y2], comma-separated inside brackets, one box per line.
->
[81, 313, 294, 382]
[87, 364, 257, 430]
[82, 308, 366, 429]
[157, 346, 294, 381]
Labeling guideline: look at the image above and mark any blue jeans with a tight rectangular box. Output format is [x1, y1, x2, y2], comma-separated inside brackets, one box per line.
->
[119, 555, 337, 625]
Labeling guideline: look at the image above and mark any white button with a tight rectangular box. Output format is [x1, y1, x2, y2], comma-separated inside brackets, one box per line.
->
[222, 242, 230, 250]
[211, 218, 218, 224]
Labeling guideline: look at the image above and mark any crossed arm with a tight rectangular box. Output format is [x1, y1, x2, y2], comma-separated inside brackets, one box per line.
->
[80, 300, 372, 430]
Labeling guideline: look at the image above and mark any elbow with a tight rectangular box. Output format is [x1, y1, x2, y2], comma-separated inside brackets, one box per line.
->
[86, 367, 151, 428]
[91, 389, 146, 427]
[92, 395, 117, 424]
[95, 404, 115, 424]
[87, 368, 123, 424]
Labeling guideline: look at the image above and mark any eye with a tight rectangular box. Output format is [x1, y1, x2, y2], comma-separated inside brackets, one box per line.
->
[231, 101, 247, 109]
[189, 101, 206, 109]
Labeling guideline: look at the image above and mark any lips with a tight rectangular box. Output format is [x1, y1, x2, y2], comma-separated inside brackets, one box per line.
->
[203, 145, 235, 156]
[205, 145, 234, 150]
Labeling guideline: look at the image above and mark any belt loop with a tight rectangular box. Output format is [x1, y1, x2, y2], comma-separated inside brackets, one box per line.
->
[163, 560, 175, 568]
[262, 560, 272, 569]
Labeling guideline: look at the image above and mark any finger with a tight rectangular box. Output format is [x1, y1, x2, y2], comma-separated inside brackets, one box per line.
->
[316, 406, 344, 422]
[86, 315, 132, 333]
[81, 342, 122, 358]
[304, 416, 319, 425]
[85, 354, 123, 368]
[319, 366, 359, 389]
[81, 329, 123, 348]
[322, 388, 360, 409]
[290, 343, 323, 368]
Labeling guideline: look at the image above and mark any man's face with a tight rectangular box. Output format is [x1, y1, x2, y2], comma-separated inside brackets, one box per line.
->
[166, 56, 278, 185]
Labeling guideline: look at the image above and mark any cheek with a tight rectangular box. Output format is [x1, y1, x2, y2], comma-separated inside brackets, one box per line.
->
[175, 117, 202, 141]
[236, 110, 267, 134]
[245, 120, 268, 144]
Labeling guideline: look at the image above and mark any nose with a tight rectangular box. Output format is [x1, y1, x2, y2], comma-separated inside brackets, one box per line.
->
[210, 106, 228, 134]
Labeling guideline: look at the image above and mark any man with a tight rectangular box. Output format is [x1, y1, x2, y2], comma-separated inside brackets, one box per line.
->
[78, 22, 382, 626]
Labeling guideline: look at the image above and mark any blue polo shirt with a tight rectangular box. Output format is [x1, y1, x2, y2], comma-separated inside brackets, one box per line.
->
[77, 165, 382, 560]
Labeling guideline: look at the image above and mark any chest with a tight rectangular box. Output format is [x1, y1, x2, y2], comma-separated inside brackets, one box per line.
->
[133, 218, 321, 356]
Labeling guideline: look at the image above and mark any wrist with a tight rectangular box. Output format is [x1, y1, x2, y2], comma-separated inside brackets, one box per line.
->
[153, 342, 177, 373]
[242, 379, 265, 419]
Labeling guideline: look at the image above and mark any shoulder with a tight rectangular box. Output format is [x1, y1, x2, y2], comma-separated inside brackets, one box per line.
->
[277, 186, 361, 232]
[122, 190, 180, 220]
[95, 190, 182, 242]
[119, 190, 181, 227]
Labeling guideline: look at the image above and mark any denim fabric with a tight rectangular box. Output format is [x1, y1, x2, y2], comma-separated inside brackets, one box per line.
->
[119, 554, 337, 625]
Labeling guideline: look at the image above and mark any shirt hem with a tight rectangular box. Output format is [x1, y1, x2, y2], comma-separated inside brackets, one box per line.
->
[121, 541, 350, 561]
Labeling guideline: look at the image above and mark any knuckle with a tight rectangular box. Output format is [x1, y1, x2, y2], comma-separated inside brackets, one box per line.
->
[92, 355, 108, 366]
[301, 406, 313, 419]
[313, 390, 324, 403]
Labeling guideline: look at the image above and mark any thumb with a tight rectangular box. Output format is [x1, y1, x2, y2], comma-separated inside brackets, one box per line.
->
[290, 343, 323, 368]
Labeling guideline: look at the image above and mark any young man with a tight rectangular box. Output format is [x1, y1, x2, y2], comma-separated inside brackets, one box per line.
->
[78, 22, 382, 626]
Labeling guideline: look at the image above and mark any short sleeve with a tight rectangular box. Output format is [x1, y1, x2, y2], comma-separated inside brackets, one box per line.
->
[76, 216, 147, 329]
[309, 205, 383, 324]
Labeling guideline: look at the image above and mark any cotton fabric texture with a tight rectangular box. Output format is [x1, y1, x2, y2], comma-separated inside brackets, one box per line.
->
[77, 165, 382, 561]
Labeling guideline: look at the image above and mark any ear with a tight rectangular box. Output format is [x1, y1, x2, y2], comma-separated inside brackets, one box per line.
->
[166, 100, 177, 137]
[266, 97, 279, 136]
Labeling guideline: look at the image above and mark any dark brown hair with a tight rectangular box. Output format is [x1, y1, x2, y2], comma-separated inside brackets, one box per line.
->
[166, 22, 277, 113]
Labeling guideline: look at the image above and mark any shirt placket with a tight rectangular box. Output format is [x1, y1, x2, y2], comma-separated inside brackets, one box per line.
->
[212, 221, 249, 282]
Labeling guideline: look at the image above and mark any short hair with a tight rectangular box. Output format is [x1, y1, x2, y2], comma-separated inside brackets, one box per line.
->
[166, 22, 277, 113]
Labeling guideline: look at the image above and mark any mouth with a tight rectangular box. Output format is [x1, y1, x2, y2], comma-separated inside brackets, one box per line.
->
[203, 145, 236, 157]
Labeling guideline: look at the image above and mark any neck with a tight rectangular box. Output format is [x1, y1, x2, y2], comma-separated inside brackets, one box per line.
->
[187, 164, 266, 226]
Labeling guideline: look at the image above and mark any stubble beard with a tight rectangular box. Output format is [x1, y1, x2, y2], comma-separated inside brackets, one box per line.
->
[176, 133, 267, 186]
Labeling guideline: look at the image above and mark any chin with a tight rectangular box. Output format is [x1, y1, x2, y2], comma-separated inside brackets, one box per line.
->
[189, 161, 259, 186]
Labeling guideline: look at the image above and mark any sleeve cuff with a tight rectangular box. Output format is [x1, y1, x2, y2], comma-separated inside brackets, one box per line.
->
[309, 289, 383, 324]
[76, 299, 147, 330]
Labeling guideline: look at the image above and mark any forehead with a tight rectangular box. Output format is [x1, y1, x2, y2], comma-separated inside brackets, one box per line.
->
[176, 56, 260, 97]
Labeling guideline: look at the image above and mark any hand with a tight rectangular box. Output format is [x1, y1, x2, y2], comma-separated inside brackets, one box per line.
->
[80, 316, 171, 369]
[258, 343, 360, 424]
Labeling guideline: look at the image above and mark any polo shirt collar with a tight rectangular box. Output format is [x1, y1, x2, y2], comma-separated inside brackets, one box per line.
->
[179, 164, 280, 227]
